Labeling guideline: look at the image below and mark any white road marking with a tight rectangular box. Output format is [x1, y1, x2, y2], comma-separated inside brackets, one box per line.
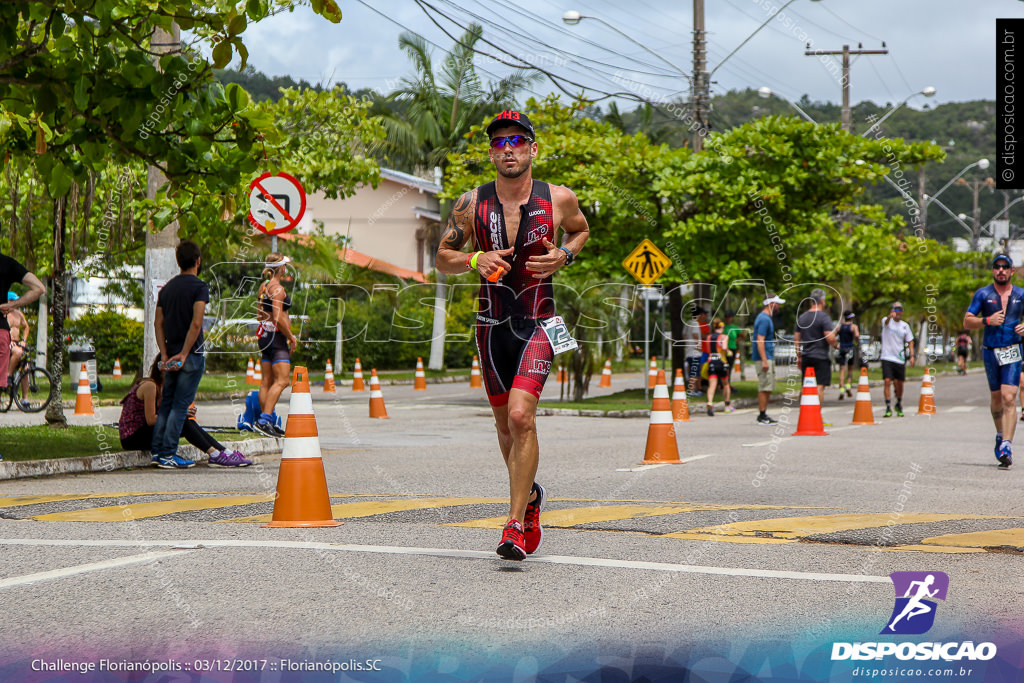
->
[615, 464, 669, 472]
[0, 539, 888, 584]
[0, 550, 189, 590]
[947, 406, 976, 413]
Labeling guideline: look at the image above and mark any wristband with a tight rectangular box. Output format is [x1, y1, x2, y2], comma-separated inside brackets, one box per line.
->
[985, 316, 989, 326]
[469, 251, 483, 270]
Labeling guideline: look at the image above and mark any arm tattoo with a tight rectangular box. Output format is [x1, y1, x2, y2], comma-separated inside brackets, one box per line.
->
[441, 216, 464, 248]
[441, 190, 476, 249]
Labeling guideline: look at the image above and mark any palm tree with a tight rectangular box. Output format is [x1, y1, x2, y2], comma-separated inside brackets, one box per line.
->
[380, 24, 537, 369]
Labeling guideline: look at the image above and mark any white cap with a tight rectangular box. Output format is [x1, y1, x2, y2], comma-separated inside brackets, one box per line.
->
[763, 294, 786, 306]
[265, 255, 292, 268]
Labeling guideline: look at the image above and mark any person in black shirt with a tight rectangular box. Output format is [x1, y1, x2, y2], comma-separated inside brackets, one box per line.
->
[151, 241, 209, 469]
[0, 253, 45, 395]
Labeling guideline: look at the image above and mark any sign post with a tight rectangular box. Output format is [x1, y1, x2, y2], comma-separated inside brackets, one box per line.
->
[623, 239, 673, 401]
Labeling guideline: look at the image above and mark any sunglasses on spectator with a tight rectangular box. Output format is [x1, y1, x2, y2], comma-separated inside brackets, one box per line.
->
[994, 264, 1012, 270]
[490, 135, 533, 149]
[891, 307, 903, 312]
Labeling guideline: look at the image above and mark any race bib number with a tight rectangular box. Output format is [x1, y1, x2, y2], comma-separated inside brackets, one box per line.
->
[540, 316, 578, 355]
[994, 344, 1022, 366]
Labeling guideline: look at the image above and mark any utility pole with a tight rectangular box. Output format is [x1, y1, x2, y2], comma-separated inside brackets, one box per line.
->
[804, 44, 888, 132]
[691, 0, 708, 151]
[143, 24, 182, 376]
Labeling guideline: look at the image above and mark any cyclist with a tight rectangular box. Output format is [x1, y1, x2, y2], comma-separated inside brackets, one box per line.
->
[0, 250, 46, 398]
[5, 292, 30, 399]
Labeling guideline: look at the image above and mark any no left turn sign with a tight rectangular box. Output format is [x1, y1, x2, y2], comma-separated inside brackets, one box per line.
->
[248, 172, 306, 235]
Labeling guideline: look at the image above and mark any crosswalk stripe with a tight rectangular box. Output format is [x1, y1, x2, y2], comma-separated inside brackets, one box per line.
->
[219, 497, 507, 524]
[446, 503, 827, 530]
[31, 496, 276, 522]
[663, 512, 1015, 543]
[920, 528, 1024, 549]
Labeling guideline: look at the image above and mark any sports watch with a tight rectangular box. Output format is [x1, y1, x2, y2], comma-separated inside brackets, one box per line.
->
[559, 246, 574, 266]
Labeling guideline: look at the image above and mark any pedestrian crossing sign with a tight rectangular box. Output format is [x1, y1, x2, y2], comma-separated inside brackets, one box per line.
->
[623, 239, 673, 285]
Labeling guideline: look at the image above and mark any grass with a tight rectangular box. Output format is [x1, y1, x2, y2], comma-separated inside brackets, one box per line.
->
[541, 381, 760, 412]
[0, 425, 255, 462]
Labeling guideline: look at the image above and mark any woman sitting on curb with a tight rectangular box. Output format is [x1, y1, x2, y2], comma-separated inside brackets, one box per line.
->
[119, 360, 252, 468]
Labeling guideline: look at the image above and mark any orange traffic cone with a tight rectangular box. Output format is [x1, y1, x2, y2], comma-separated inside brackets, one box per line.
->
[323, 359, 336, 393]
[643, 369, 682, 463]
[557, 366, 566, 383]
[263, 366, 342, 528]
[414, 357, 427, 391]
[74, 363, 94, 415]
[851, 367, 875, 425]
[917, 367, 936, 415]
[352, 358, 366, 391]
[648, 357, 658, 388]
[732, 354, 742, 381]
[112, 358, 122, 379]
[369, 369, 389, 418]
[792, 367, 828, 436]
[599, 359, 612, 388]
[671, 368, 690, 422]
[470, 355, 483, 388]
[253, 361, 263, 385]
[245, 357, 256, 385]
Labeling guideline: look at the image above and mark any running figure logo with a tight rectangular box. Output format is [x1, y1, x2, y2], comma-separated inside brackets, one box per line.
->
[881, 571, 949, 635]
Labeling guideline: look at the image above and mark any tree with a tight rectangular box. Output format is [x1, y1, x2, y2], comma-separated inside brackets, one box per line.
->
[0, 0, 341, 426]
[380, 24, 537, 370]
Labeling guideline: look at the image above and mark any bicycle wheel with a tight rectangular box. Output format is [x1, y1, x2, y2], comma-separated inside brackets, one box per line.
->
[16, 367, 53, 413]
[0, 385, 12, 412]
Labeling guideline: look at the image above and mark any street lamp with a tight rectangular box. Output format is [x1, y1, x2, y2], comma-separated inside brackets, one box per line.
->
[861, 86, 936, 137]
[956, 175, 997, 250]
[928, 158, 990, 206]
[561, 11, 690, 79]
[757, 87, 816, 123]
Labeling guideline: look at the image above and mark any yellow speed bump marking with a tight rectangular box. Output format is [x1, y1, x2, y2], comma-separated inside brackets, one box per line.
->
[920, 528, 1024, 550]
[31, 496, 276, 522]
[0, 493, 210, 509]
[662, 513, 1010, 544]
[446, 503, 823, 530]
[220, 497, 507, 524]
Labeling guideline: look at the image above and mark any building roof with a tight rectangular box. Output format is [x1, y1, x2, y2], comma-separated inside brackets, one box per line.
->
[380, 168, 442, 195]
[279, 233, 427, 283]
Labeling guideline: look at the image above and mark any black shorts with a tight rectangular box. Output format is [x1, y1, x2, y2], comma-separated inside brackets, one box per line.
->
[956, 348, 969, 358]
[476, 318, 554, 407]
[800, 357, 832, 386]
[836, 347, 856, 367]
[258, 331, 291, 365]
[707, 355, 729, 379]
[881, 360, 906, 382]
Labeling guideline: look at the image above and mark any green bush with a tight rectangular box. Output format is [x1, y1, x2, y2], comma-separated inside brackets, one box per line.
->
[66, 311, 144, 376]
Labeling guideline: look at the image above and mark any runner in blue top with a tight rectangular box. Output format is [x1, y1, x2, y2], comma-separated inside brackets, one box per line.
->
[964, 253, 1024, 469]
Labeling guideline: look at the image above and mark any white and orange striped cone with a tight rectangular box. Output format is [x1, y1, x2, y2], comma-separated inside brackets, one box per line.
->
[414, 357, 427, 391]
[917, 367, 936, 415]
[648, 357, 658, 388]
[599, 359, 612, 388]
[732, 354, 742, 381]
[557, 366, 566, 383]
[245, 357, 256, 385]
[264, 366, 342, 528]
[112, 358, 122, 379]
[792, 367, 828, 436]
[253, 361, 263, 385]
[323, 360, 336, 393]
[369, 369, 389, 418]
[642, 369, 682, 464]
[352, 358, 366, 392]
[851, 367, 875, 425]
[470, 355, 483, 388]
[671, 368, 690, 422]
[74, 362, 94, 415]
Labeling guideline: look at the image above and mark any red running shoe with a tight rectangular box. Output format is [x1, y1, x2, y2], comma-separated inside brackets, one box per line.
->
[523, 482, 546, 554]
[496, 519, 526, 561]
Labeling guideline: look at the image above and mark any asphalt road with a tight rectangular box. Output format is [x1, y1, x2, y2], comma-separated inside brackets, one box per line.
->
[0, 370, 1021, 681]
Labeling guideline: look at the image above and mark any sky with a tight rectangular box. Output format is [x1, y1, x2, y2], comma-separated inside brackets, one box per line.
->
[221, 0, 1019, 113]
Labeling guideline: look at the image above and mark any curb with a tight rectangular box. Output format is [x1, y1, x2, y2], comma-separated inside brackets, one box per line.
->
[0, 437, 282, 481]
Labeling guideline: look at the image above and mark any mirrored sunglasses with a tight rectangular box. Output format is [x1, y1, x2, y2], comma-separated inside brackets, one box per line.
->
[489, 135, 533, 149]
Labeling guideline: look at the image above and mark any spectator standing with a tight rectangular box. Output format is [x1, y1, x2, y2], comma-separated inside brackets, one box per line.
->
[879, 301, 916, 418]
[794, 288, 838, 402]
[753, 294, 785, 425]
[151, 240, 209, 469]
[722, 310, 744, 378]
[684, 307, 706, 396]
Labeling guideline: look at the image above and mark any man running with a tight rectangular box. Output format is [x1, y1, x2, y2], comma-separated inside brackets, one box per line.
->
[880, 302, 915, 417]
[834, 311, 860, 400]
[964, 253, 1024, 468]
[436, 111, 590, 560]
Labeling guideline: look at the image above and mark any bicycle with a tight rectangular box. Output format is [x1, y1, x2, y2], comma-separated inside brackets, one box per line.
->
[0, 350, 53, 413]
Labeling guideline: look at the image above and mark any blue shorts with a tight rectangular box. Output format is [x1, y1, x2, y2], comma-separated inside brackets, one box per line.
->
[982, 348, 1022, 392]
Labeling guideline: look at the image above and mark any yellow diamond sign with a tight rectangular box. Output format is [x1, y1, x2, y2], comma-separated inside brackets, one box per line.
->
[623, 239, 672, 285]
